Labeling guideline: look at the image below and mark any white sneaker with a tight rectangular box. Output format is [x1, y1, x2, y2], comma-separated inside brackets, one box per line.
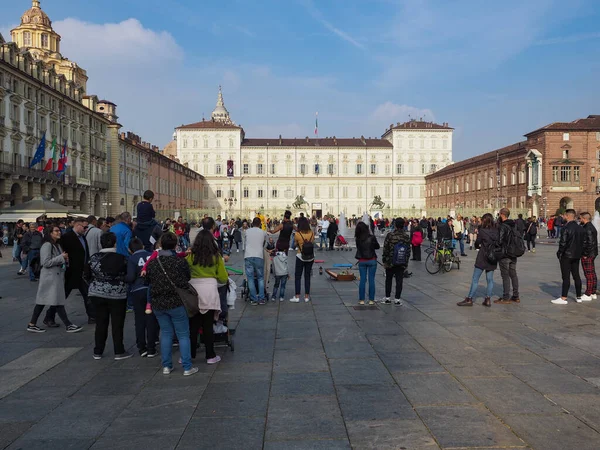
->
[580, 294, 593, 302]
[183, 367, 199, 376]
[237, 249, 239, 253]
[382, 297, 391, 304]
[394, 298, 403, 306]
[592, 294, 597, 300]
[551, 298, 568, 305]
[304, 297, 310, 303]
[163, 367, 173, 375]
[279, 297, 285, 302]
[289, 297, 300, 303]
[576, 297, 583, 303]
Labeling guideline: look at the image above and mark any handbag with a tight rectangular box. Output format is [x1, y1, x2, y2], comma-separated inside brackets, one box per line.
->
[156, 256, 200, 317]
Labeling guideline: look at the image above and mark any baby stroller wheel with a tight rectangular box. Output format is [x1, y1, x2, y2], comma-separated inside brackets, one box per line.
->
[229, 335, 235, 352]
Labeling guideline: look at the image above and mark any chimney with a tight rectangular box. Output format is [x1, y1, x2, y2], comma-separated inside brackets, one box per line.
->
[333, 136, 337, 145]
[279, 134, 282, 145]
[360, 135, 366, 145]
[390, 123, 393, 130]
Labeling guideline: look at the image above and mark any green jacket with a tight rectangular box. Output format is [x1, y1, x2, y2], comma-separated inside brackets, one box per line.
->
[382, 230, 411, 267]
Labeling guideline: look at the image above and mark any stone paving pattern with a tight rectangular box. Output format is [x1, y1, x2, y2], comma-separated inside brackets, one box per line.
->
[1, 240, 600, 449]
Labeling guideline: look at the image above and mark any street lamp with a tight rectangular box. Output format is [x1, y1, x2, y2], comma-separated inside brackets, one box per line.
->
[225, 196, 237, 218]
[411, 204, 416, 218]
[102, 202, 112, 217]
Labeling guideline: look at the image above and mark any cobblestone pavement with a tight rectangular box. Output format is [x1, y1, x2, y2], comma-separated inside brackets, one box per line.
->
[2, 240, 600, 449]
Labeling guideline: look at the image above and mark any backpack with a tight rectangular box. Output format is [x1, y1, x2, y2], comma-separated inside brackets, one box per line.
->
[504, 225, 525, 258]
[392, 241, 410, 266]
[411, 231, 423, 246]
[300, 232, 315, 261]
[528, 223, 538, 235]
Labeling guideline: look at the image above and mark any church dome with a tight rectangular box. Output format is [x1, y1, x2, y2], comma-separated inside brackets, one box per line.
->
[20, 1, 51, 28]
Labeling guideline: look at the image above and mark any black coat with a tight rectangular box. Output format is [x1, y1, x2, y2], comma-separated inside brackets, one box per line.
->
[581, 222, 598, 258]
[60, 230, 90, 289]
[474, 227, 499, 271]
[327, 222, 338, 239]
[557, 220, 584, 260]
[355, 234, 380, 260]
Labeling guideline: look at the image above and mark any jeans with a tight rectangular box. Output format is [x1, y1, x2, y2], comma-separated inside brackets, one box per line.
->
[358, 260, 377, 301]
[526, 234, 536, 250]
[31, 304, 71, 326]
[555, 226, 561, 239]
[90, 296, 127, 355]
[188, 311, 216, 360]
[499, 257, 519, 299]
[385, 266, 404, 299]
[295, 259, 314, 296]
[457, 235, 465, 254]
[131, 289, 158, 353]
[13, 244, 22, 266]
[27, 249, 40, 280]
[245, 257, 265, 302]
[320, 232, 327, 249]
[272, 275, 288, 299]
[467, 267, 494, 299]
[154, 305, 193, 371]
[560, 257, 582, 298]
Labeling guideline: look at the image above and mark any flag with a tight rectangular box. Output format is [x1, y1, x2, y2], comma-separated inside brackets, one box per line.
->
[55, 141, 67, 176]
[29, 133, 46, 168]
[314, 112, 318, 136]
[43, 138, 58, 171]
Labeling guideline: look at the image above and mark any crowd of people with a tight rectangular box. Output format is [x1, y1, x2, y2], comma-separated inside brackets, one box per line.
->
[5, 189, 599, 372]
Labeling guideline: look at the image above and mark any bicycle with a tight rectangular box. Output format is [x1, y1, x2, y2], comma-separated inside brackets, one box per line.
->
[425, 240, 460, 274]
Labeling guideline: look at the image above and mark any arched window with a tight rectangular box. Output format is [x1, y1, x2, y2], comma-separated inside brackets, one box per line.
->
[41, 34, 49, 48]
[23, 32, 32, 46]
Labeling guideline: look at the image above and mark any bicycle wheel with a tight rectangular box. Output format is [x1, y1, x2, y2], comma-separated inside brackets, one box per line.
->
[442, 251, 453, 272]
[425, 252, 441, 274]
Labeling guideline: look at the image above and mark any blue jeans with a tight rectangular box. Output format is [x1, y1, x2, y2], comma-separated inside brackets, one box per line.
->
[13, 244, 23, 266]
[457, 235, 465, 254]
[320, 232, 327, 249]
[358, 260, 377, 301]
[273, 275, 288, 299]
[154, 306, 193, 371]
[245, 257, 265, 302]
[467, 267, 494, 299]
[554, 226, 561, 239]
[27, 249, 40, 280]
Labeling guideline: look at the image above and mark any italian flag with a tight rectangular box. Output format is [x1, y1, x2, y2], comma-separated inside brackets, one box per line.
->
[314, 112, 318, 136]
[43, 138, 58, 171]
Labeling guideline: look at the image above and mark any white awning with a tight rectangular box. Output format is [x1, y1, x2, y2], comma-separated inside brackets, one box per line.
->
[0, 212, 68, 222]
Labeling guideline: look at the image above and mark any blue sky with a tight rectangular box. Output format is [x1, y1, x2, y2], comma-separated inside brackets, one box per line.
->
[2, 0, 600, 160]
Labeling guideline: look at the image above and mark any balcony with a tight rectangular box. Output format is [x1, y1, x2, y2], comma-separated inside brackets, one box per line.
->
[0, 162, 65, 183]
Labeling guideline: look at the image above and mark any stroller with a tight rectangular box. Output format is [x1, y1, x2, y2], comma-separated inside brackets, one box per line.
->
[334, 234, 350, 251]
[197, 280, 236, 352]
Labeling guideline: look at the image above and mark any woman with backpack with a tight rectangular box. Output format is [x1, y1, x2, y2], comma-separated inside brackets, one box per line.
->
[410, 220, 423, 261]
[27, 225, 82, 333]
[457, 213, 499, 307]
[526, 216, 538, 253]
[355, 221, 381, 305]
[290, 216, 315, 303]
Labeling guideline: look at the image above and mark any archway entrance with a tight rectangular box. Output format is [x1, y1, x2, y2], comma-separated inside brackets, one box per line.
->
[559, 197, 573, 212]
[80, 191, 88, 213]
[595, 197, 600, 213]
[94, 194, 102, 217]
[50, 188, 60, 203]
[10, 183, 22, 206]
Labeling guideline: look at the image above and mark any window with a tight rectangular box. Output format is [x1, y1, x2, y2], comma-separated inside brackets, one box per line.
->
[243, 187, 249, 198]
[183, 139, 187, 148]
[356, 164, 363, 175]
[396, 164, 403, 175]
[270, 163, 276, 175]
[430, 164, 437, 173]
[563, 149, 569, 159]
[409, 139, 414, 149]
[431, 139, 436, 149]
[329, 186, 334, 197]
[272, 189, 278, 198]
[41, 33, 48, 48]
[421, 164, 426, 174]
[229, 138, 234, 148]
[370, 164, 377, 175]
[314, 164, 320, 175]
[315, 186, 320, 197]
[243, 163, 249, 174]
[596, 132, 600, 141]
[257, 189, 264, 198]
[300, 164, 306, 175]
[385, 164, 390, 175]
[443, 140, 448, 149]
[216, 139, 221, 148]
[561, 166, 570, 182]
[511, 172, 516, 184]
[563, 133, 570, 141]
[574, 166, 580, 182]
[357, 186, 362, 198]
[343, 163, 348, 174]
[342, 186, 348, 198]
[193, 139, 197, 148]
[327, 163, 334, 175]
[301, 186, 306, 195]
[216, 189, 222, 198]
[215, 164, 222, 174]
[23, 32, 31, 46]
[257, 163, 264, 175]
[420, 139, 424, 149]
[203, 138, 208, 148]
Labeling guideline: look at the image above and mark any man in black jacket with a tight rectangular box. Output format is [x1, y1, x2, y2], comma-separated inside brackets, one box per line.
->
[327, 217, 338, 250]
[552, 209, 584, 304]
[44, 217, 96, 324]
[579, 212, 597, 302]
[20, 223, 43, 281]
[515, 214, 526, 237]
[494, 208, 520, 304]
[13, 219, 26, 274]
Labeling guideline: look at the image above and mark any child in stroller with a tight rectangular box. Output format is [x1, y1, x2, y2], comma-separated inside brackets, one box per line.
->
[334, 233, 350, 251]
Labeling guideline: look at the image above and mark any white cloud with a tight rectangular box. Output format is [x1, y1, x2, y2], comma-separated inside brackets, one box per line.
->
[371, 102, 435, 125]
[299, 0, 365, 50]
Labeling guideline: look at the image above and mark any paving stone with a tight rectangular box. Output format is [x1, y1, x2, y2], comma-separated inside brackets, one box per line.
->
[91, 433, 180, 450]
[264, 439, 351, 449]
[417, 404, 524, 448]
[546, 394, 600, 429]
[379, 351, 446, 374]
[336, 384, 416, 421]
[271, 372, 335, 396]
[178, 416, 265, 449]
[396, 372, 478, 405]
[273, 348, 328, 373]
[445, 358, 511, 378]
[329, 358, 395, 385]
[345, 418, 439, 450]
[0, 422, 34, 449]
[210, 362, 272, 383]
[266, 396, 346, 441]
[505, 362, 600, 395]
[322, 339, 377, 359]
[503, 413, 600, 450]
[194, 381, 269, 418]
[7, 437, 95, 450]
[74, 368, 156, 397]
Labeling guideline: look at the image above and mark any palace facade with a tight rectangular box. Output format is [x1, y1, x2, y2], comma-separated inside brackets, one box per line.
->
[173, 88, 453, 218]
[425, 115, 600, 218]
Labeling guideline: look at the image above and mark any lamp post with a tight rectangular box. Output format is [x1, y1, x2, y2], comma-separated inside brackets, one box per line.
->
[102, 202, 112, 217]
[411, 204, 416, 218]
[225, 196, 237, 219]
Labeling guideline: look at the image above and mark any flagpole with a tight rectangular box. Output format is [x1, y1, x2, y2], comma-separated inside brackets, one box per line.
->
[315, 111, 319, 138]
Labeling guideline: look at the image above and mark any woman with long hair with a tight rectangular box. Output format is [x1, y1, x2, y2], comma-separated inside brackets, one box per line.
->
[355, 221, 381, 305]
[458, 213, 499, 307]
[290, 216, 315, 302]
[186, 229, 228, 364]
[27, 225, 82, 333]
[269, 210, 295, 254]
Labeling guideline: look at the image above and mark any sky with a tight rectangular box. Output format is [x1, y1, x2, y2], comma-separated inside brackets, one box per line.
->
[2, 0, 600, 160]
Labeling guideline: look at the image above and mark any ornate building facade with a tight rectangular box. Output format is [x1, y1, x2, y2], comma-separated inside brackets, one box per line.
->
[0, 1, 110, 215]
[174, 87, 453, 218]
[425, 115, 600, 218]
